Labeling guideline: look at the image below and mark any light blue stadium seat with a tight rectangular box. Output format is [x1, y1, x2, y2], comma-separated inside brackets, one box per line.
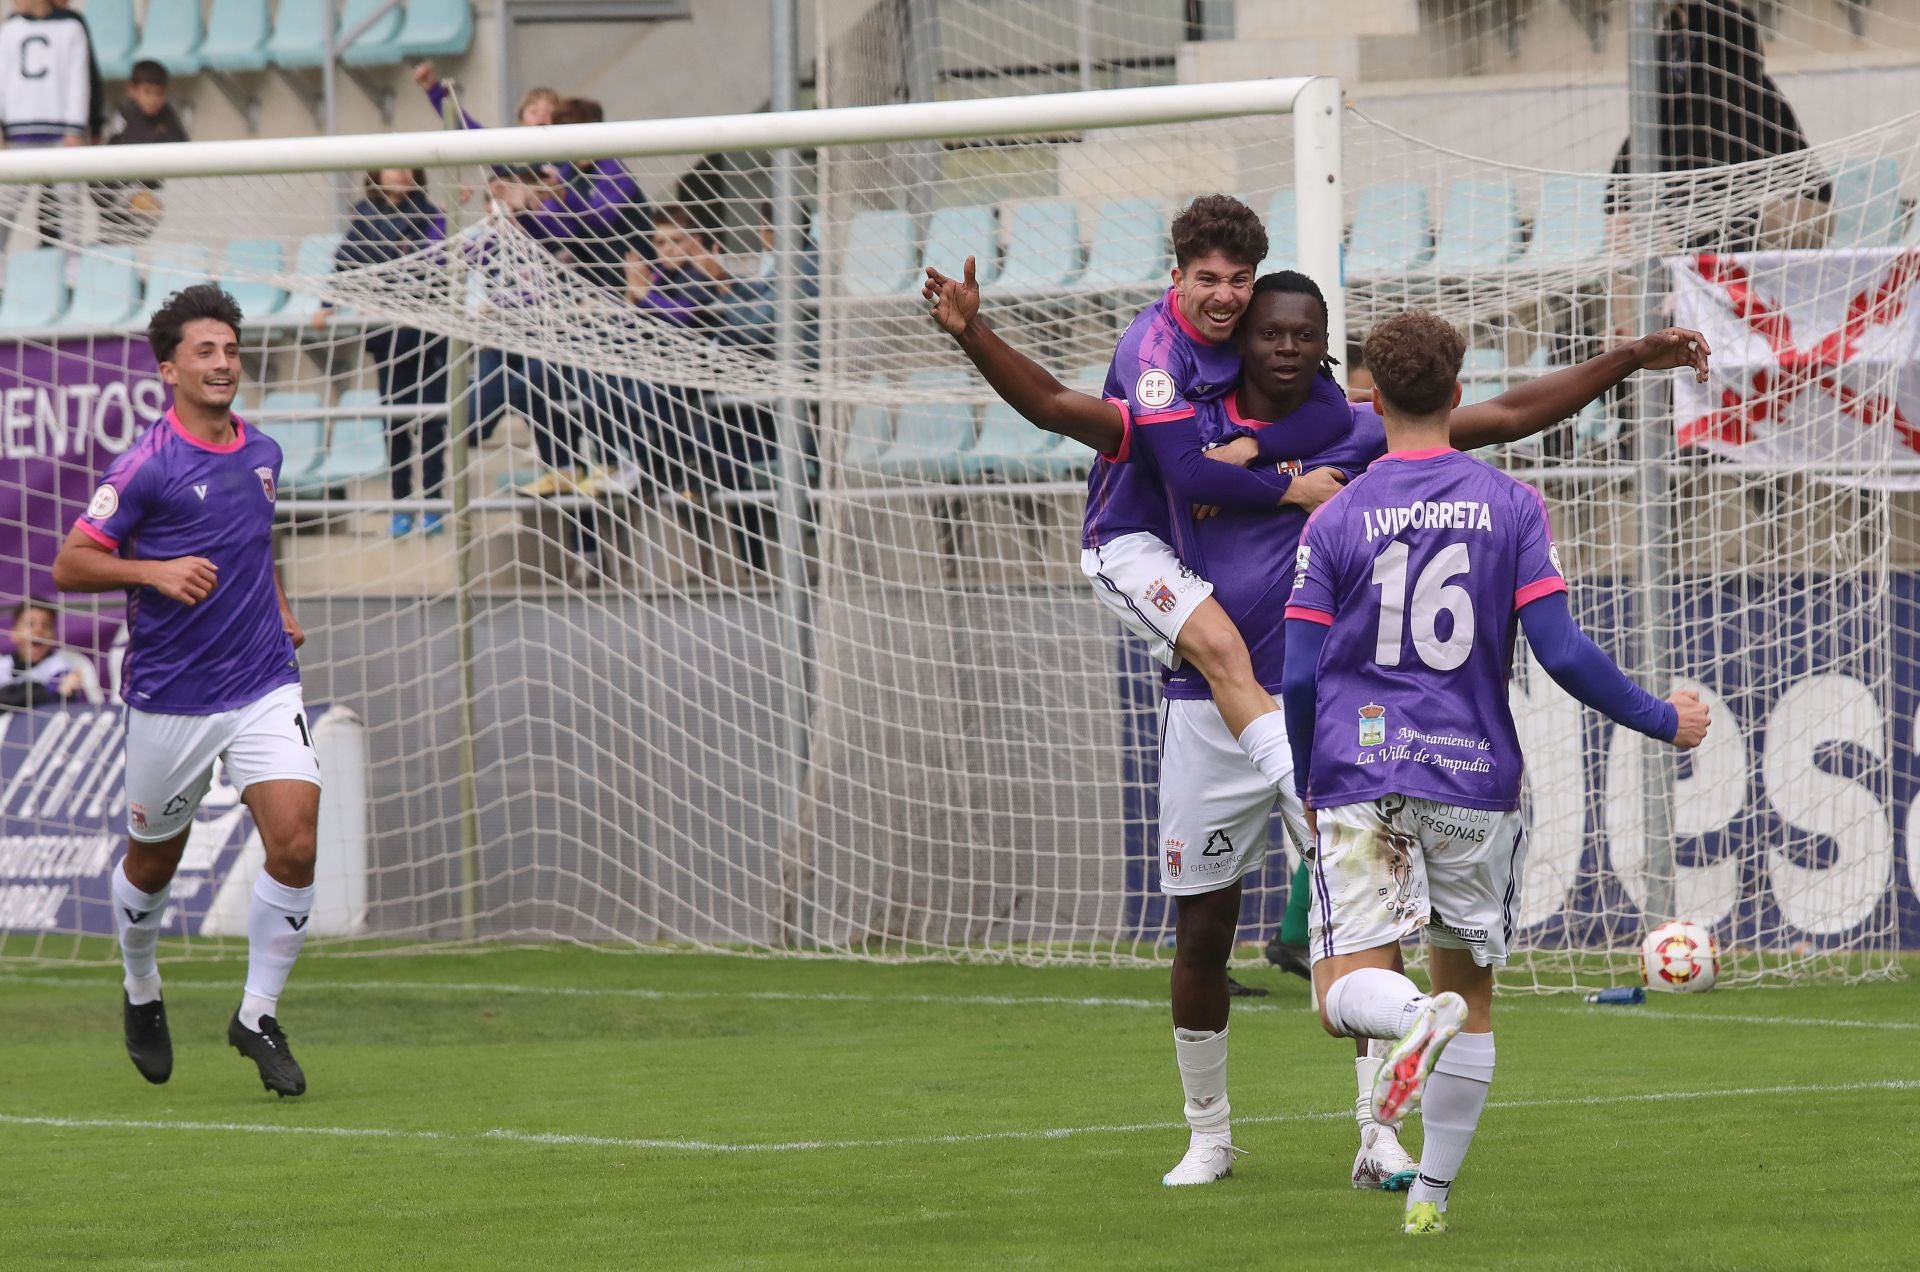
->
[89, 0, 138, 80]
[1260, 190, 1299, 273]
[920, 206, 999, 287]
[1346, 182, 1432, 277]
[1830, 159, 1903, 249]
[840, 209, 917, 298]
[394, 0, 475, 59]
[131, 0, 206, 76]
[219, 238, 288, 321]
[200, 0, 273, 74]
[1525, 175, 1607, 266]
[259, 392, 328, 487]
[880, 375, 974, 480]
[312, 390, 389, 486]
[844, 391, 893, 470]
[0, 248, 68, 331]
[997, 199, 1081, 291]
[968, 402, 1072, 479]
[277, 232, 344, 322]
[1431, 179, 1522, 271]
[266, 0, 335, 71]
[1082, 198, 1168, 290]
[141, 244, 214, 323]
[1459, 347, 1507, 407]
[61, 247, 142, 330]
[338, 0, 409, 67]
[1065, 362, 1110, 393]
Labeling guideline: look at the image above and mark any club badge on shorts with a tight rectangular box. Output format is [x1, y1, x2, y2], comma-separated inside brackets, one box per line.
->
[1145, 578, 1178, 613]
[1165, 841, 1184, 880]
[1359, 703, 1387, 747]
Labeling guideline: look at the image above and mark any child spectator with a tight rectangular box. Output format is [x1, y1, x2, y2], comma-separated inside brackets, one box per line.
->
[0, 0, 92, 250]
[91, 59, 188, 244]
[0, 599, 83, 707]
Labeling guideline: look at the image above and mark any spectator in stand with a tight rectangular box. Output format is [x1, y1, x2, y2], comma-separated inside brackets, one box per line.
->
[48, 1, 103, 140]
[91, 60, 188, 244]
[313, 169, 453, 539]
[412, 59, 557, 185]
[501, 96, 655, 294]
[0, 599, 84, 708]
[0, 0, 92, 250]
[713, 202, 819, 358]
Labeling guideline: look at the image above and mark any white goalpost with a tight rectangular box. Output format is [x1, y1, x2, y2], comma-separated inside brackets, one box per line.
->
[0, 76, 1903, 988]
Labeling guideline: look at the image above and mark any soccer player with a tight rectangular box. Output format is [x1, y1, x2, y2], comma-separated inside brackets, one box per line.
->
[1280, 310, 1711, 1234]
[52, 285, 321, 1098]
[926, 262, 1712, 1189]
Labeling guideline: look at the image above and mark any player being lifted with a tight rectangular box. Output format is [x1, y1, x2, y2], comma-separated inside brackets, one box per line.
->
[53, 285, 322, 1098]
[1281, 311, 1710, 1235]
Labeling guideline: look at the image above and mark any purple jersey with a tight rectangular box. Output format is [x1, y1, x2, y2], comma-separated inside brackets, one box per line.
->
[1286, 447, 1566, 811]
[76, 410, 299, 715]
[1161, 392, 1388, 701]
[1082, 289, 1240, 548]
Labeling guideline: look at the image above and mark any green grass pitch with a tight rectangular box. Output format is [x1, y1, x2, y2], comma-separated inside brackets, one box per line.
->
[1, 948, 1915, 1270]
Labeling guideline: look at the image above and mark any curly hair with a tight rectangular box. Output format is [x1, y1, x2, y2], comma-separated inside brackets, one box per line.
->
[147, 284, 244, 364]
[1250, 270, 1340, 376]
[1360, 310, 1466, 417]
[1169, 194, 1267, 270]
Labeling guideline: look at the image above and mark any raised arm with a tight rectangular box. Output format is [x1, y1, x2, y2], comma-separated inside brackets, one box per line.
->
[1517, 591, 1705, 746]
[1448, 328, 1712, 450]
[924, 258, 1126, 458]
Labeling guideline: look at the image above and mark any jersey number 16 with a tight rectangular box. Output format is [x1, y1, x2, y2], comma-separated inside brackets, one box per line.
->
[1368, 541, 1475, 671]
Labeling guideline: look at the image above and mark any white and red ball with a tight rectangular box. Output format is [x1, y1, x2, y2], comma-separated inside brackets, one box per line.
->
[1640, 920, 1720, 993]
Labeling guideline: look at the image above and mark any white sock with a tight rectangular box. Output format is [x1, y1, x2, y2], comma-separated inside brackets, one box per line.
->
[111, 862, 169, 1005]
[1355, 1037, 1391, 1135]
[1236, 710, 1293, 793]
[1173, 1026, 1231, 1139]
[1323, 966, 1429, 1040]
[1408, 1031, 1495, 1210]
[241, 872, 315, 1031]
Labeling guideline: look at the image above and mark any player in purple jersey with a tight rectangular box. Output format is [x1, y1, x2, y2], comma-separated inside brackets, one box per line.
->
[1281, 311, 1710, 1235]
[53, 285, 321, 1099]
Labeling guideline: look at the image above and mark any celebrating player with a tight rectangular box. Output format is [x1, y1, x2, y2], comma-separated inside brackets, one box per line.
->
[1280, 310, 1711, 1235]
[926, 256, 1713, 1188]
[52, 284, 321, 1098]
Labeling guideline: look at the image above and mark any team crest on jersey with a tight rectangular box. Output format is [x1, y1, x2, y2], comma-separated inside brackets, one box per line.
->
[87, 485, 118, 520]
[1135, 368, 1176, 410]
[1359, 703, 1387, 747]
[1278, 458, 1303, 476]
[1165, 840, 1184, 880]
[1145, 578, 1178, 613]
[256, 467, 276, 502]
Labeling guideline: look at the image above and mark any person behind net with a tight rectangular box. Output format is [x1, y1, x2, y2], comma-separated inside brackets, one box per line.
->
[0, 0, 91, 251]
[53, 285, 323, 1099]
[1280, 310, 1711, 1236]
[90, 59, 188, 245]
[311, 168, 452, 539]
[0, 598, 85, 708]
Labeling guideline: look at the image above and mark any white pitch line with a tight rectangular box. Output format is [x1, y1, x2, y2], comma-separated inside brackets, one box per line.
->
[3, 1080, 1914, 1156]
[2, 973, 1915, 1032]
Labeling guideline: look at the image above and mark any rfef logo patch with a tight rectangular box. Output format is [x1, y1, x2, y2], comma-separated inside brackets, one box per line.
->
[1145, 578, 1178, 613]
[1135, 368, 1176, 410]
[87, 485, 118, 520]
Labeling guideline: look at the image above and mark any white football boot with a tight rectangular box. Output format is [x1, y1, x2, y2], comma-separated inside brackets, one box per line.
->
[1161, 1133, 1241, 1186]
[1370, 991, 1468, 1128]
[1351, 1122, 1418, 1191]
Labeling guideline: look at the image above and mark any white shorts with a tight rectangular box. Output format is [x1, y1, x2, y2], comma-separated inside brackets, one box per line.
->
[1157, 697, 1310, 895]
[1308, 795, 1527, 967]
[124, 682, 322, 843]
[1081, 532, 1213, 670]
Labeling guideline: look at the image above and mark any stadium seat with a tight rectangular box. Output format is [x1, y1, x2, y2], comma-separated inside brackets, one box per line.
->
[844, 396, 894, 470]
[131, 0, 207, 76]
[1065, 362, 1110, 393]
[218, 238, 288, 321]
[1081, 198, 1168, 290]
[879, 375, 974, 479]
[89, 0, 138, 81]
[311, 390, 390, 486]
[920, 206, 1000, 288]
[1458, 347, 1507, 407]
[1524, 175, 1607, 265]
[1260, 189, 1298, 273]
[200, 0, 274, 74]
[141, 244, 214, 323]
[839, 209, 917, 298]
[393, 0, 476, 59]
[258, 392, 328, 488]
[277, 232, 344, 322]
[968, 402, 1072, 479]
[266, 0, 334, 71]
[1829, 158, 1903, 249]
[338, 0, 409, 67]
[0, 248, 68, 331]
[60, 247, 142, 330]
[996, 199, 1082, 291]
[1345, 182, 1432, 277]
[1431, 179, 1522, 271]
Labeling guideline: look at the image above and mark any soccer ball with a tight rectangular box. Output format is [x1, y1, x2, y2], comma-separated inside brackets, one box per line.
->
[1640, 920, 1720, 993]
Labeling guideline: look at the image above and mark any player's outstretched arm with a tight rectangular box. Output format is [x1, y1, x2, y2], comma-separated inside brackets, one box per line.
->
[52, 526, 217, 605]
[1449, 328, 1712, 449]
[922, 257, 1126, 457]
[1519, 591, 1706, 747]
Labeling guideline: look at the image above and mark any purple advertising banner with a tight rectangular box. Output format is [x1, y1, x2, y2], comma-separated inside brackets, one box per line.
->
[0, 337, 167, 604]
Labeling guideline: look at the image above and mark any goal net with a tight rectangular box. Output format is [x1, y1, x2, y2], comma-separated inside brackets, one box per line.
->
[0, 76, 1907, 990]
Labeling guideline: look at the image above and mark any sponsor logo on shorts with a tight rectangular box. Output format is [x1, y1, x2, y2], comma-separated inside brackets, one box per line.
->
[256, 466, 276, 503]
[1429, 915, 1488, 943]
[1359, 703, 1387, 747]
[87, 485, 118, 520]
[1417, 807, 1492, 843]
[162, 793, 192, 817]
[129, 802, 147, 831]
[1145, 578, 1178, 613]
[1135, 369, 1177, 410]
